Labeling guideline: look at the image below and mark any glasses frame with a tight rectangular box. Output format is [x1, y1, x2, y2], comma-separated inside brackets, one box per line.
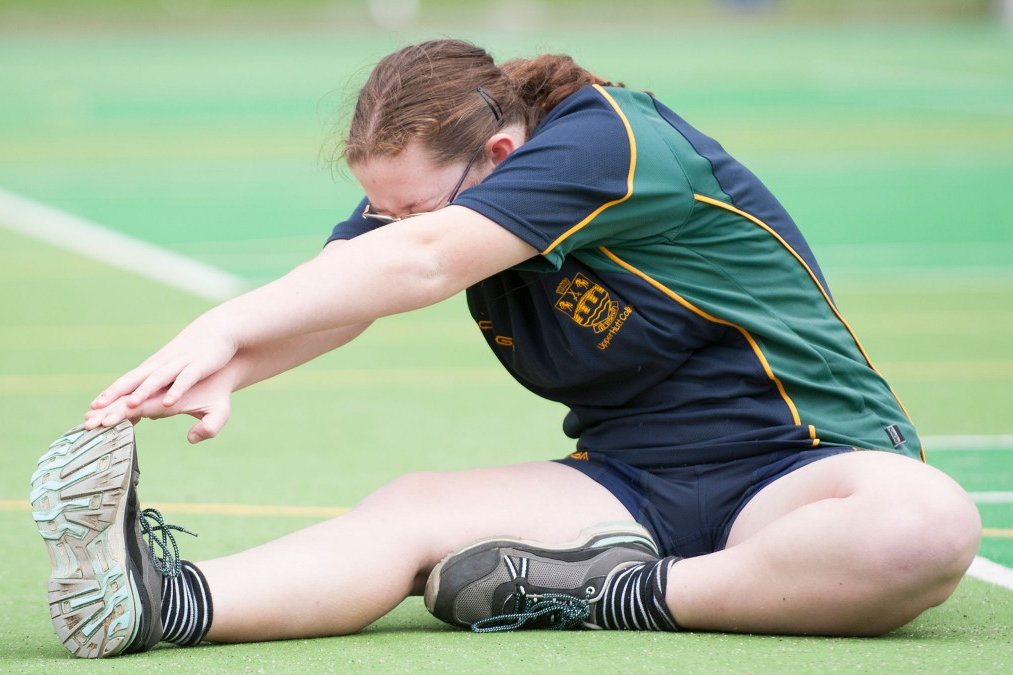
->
[361, 146, 485, 224]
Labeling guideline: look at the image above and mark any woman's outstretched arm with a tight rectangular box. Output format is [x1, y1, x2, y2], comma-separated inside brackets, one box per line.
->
[85, 207, 536, 432]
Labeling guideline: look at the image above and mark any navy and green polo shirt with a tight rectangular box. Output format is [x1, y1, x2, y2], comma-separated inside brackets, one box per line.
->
[328, 84, 921, 468]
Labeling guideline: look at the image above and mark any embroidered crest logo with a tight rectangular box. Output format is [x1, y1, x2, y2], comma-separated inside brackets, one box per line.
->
[554, 274, 619, 334]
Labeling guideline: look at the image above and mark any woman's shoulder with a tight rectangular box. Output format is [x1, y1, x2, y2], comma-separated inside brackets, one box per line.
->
[543, 84, 656, 121]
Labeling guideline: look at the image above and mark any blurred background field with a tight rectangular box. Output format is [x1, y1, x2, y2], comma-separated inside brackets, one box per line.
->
[1, 1, 1012, 671]
[3, 1, 1011, 284]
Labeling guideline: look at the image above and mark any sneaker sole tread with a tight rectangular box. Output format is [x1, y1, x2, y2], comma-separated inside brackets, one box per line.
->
[30, 422, 142, 658]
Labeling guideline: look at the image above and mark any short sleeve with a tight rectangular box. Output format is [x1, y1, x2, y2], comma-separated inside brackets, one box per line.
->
[325, 197, 384, 245]
[454, 86, 695, 270]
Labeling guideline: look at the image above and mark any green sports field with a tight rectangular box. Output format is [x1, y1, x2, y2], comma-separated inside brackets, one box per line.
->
[2, 3, 1012, 672]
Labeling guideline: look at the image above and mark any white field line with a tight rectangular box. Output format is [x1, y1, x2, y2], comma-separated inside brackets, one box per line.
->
[923, 435, 1013, 451]
[968, 492, 1013, 504]
[967, 556, 1013, 592]
[0, 187, 248, 302]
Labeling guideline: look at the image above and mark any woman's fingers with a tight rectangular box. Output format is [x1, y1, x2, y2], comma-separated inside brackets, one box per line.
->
[90, 361, 160, 410]
[187, 406, 231, 444]
[83, 397, 147, 429]
[130, 355, 223, 409]
[91, 324, 238, 410]
[163, 363, 206, 407]
[85, 369, 234, 446]
[85, 324, 239, 440]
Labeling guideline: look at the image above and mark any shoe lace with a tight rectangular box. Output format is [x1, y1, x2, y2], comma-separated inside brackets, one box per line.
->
[139, 507, 197, 579]
[471, 588, 591, 633]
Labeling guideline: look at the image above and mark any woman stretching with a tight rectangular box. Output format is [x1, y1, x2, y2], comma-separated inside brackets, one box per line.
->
[30, 39, 979, 658]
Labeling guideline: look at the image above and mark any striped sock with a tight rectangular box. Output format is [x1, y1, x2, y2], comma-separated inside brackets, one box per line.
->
[160, 560, 213, 646]
[596, 556, 679, 631]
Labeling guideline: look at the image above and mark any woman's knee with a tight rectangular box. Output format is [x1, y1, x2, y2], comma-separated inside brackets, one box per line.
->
[344, 471, 461, 569]
[913, 479, 980, 595]
[354, 470, 446, 517]
[864, 468, 981, 603]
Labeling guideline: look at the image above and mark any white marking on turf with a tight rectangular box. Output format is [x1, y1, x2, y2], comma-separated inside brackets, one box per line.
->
[0, 186, 247, 302]
[967, 556, 1013, 592]
[968, 492, 1013, 504]
[924, 435, 1013, 451]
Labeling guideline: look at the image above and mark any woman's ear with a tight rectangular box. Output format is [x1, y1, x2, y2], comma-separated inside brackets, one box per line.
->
[485, 130, 524, 167]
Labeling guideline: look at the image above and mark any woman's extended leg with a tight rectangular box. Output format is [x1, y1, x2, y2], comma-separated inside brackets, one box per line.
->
[666, 451, 981, 636]
[199, 461, 633, 642]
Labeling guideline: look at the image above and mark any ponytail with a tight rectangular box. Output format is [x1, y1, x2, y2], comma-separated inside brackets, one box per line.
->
[501, 54, 617, 133]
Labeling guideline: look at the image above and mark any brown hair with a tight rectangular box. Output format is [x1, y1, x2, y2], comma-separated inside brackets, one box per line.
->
[341, 39, 615, 168]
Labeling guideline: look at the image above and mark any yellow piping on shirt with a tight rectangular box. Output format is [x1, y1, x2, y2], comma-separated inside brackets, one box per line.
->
[541, 85, 636, 257]
[693, 194, 924, 461]
[599, 245, 803, 427]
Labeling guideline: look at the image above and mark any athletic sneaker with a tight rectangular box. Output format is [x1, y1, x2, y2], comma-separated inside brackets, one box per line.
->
[29, 421, 193, 658]
[424, 522, 662, 632]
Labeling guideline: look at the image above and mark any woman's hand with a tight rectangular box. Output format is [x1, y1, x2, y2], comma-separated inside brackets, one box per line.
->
[82, 322, 373, 441]
[89, 319, 238, 418]
[85, 368, 235, 444]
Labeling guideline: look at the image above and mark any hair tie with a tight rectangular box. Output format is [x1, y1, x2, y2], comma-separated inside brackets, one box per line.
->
[476, 87, 503, 122]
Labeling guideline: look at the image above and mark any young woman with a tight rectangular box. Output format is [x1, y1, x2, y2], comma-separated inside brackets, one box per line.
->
[31, 39, 980, 658]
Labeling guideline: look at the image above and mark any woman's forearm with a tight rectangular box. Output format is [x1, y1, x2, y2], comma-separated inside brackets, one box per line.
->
[226, 322, 372, 392]
[198, 207, 535, 353]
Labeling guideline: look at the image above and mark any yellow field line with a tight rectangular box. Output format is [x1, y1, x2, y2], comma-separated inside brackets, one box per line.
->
[4, 498, 1011, 538]
[4, 361, 1012, 397]
[4, 499, 348, 518]
[0, 367, 510, 396]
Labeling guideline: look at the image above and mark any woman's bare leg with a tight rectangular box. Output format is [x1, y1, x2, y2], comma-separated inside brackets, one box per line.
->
[199, 461, 633, 642]
[666, 451, 981, 636]
[198, 451, 981, 641]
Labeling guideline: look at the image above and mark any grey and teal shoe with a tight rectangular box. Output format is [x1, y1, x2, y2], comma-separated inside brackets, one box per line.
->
[30, 421, 192, 658]
[424, 522, 660, 632]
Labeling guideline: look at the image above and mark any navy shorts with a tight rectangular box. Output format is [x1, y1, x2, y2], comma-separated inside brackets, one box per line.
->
[556, 446, 853, 558]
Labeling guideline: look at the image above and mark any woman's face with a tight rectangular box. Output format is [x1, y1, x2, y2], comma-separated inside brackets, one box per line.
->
[351, 142, 491, 222]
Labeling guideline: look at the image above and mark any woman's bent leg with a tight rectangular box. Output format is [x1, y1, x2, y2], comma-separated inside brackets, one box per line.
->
[199, 461, 633, 642]
[667, 451, 981, 636]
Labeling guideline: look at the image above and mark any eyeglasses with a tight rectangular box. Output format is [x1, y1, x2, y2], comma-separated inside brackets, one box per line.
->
[361, 87, 503, 224]
[361, 146, 484, 224]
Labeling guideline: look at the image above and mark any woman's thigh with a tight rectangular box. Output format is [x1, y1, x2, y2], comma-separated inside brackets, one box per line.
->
[352, 460, 637, 574]
[725, 449, 976, 549]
